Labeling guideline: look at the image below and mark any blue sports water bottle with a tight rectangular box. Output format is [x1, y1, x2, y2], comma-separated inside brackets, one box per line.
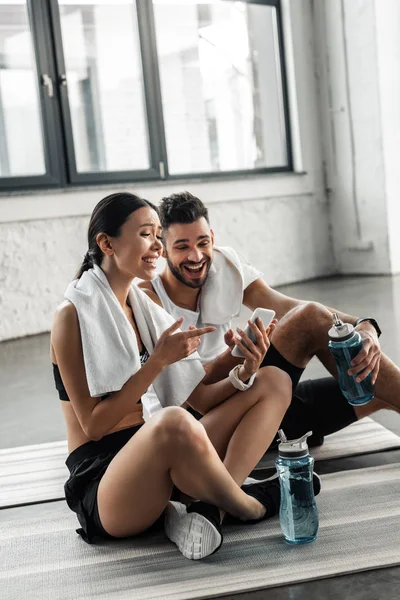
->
[328, 313, 374, 406]
[275, 430, 319, 545]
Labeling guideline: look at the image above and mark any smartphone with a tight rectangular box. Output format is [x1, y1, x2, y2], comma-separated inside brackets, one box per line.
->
[231, 308, 276, 358]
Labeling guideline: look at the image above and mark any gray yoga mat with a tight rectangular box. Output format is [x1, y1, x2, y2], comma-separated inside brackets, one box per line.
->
[0, 440, 69, 508]
[254, 416, 400, 470]
[1, 417, 400, 509]
[1, 464, 400, 600]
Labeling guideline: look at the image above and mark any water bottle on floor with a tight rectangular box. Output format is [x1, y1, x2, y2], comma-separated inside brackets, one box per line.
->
[275, 430, 319, 545]
[328, 313, 374, 406]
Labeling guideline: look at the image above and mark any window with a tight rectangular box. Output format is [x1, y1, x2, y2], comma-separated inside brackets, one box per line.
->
[0, 1, 47, 178]
[154, 1, 288, 175]
[0, 0, 291, 191]
[58, 1, 150, 173]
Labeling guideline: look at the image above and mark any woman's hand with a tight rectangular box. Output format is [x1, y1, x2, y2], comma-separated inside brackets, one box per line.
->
[152, 317, 216, 368]
[235, 318, 278, 381]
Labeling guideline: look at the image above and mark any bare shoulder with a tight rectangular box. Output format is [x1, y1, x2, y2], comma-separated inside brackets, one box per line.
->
[53, 300, 78, 327]
[51, 301, 79, 348]
[138, 280, 163, 307]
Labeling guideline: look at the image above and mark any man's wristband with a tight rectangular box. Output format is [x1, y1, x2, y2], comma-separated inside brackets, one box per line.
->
[354, 317, 382, 338]
[228, 365, 256, 391]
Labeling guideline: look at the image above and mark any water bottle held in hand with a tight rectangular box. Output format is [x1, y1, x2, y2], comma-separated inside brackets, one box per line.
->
[275, 430, 319, 545]
[328, 313, 374, 406]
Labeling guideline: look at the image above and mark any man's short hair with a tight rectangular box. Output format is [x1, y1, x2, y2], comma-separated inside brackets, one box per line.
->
[159, 191, 209, 230]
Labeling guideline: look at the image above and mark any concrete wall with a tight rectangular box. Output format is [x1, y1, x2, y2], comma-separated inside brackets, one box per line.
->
[314, 0, 400, 275]
[0, 0, 332, 341]
[374, 0, 400, 275]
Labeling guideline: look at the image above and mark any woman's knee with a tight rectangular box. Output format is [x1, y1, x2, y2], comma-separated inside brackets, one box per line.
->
[153, 406, 209, 455]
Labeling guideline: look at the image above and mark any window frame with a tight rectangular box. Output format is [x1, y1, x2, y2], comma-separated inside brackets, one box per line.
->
[0, 0, 292, 192]
[47, 0, 167, 185]
[0, 0, 64, 190]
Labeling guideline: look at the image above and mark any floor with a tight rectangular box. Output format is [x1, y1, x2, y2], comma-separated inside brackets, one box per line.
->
[1, 274, 400, 599]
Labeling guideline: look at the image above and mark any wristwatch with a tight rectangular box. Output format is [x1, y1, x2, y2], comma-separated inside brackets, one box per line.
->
[228, 364, 256, 391]
[354, 317, 382, 338]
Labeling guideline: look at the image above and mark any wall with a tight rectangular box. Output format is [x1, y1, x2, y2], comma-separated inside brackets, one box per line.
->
[374, 0, 400, 274]
[0, 0, 333, 341]
[314, 0, 400, 275]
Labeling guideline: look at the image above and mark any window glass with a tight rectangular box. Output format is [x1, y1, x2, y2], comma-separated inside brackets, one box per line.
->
[58, 0, 150, 173]
[0, 1, 46, 177]
[153, 0, 288, 175]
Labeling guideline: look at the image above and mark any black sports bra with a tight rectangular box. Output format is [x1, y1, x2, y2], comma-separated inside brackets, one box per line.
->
[53, 346, 150, 402]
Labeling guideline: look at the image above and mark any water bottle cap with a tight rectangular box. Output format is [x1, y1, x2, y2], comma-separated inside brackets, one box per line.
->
[328, 313, 355, 341]
[277, 430, 312, 458]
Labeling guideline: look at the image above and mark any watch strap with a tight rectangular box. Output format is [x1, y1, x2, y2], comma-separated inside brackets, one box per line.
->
[228, 365, 256, 391]
[354, 317, 382, 338]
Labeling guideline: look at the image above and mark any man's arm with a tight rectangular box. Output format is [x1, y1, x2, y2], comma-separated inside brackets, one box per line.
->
[202, 346, 241, 384]
[243, 278, 304, 317]
[244, 277, 375, 328]
[243, 277, 381, 382]
[202, 279, 301, 384]
[189, 319, 271, 413]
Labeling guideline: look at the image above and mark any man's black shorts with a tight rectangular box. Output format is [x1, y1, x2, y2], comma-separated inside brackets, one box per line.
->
[261, 343, 358, 449]
[188, 344, 358, 450]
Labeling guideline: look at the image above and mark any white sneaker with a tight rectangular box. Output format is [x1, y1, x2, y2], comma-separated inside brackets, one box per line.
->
[164, 500, 223, 560]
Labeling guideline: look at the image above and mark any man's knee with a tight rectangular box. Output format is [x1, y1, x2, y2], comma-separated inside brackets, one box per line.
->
[276, 302, 332, 342]
[292, 301, 331, 325]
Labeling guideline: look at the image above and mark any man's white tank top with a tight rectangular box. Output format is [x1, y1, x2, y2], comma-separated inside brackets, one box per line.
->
[151, 275, 229, 364]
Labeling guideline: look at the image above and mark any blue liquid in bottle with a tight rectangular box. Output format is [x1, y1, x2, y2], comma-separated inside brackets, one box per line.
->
[328, 314, 374, 406]
[275, 430, 319, 545]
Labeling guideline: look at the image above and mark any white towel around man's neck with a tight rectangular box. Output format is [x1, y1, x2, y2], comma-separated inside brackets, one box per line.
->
[200, 246, 260, 324]
[64, 265, 205, 406]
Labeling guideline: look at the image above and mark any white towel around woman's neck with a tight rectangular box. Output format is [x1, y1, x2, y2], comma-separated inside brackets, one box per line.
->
[64, 265, 205, 406]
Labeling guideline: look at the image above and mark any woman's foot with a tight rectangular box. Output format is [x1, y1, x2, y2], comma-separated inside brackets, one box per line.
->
[240, 478, 281, 522]
[164, 501, 223, 560]
[238, 472, 322, 523]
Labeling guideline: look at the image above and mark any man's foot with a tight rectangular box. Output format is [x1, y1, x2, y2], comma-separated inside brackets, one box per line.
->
[164, 500, 223, 560]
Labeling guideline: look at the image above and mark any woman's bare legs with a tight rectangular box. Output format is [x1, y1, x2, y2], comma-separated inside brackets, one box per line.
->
[200, 366, 292, 487]
[97, 407, 266, 539]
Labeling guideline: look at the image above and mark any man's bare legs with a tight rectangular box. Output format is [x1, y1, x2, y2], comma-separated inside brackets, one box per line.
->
[270, 301, 400, 418]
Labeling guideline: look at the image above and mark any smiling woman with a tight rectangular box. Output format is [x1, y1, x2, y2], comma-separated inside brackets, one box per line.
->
[48, 190, 293, 560]
[75, 193, 161, 280]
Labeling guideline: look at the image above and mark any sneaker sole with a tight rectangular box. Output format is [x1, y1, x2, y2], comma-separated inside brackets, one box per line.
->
[245, 472, 322, 496]
[164, 501, 222, 560]
[244, 472, 278, 486]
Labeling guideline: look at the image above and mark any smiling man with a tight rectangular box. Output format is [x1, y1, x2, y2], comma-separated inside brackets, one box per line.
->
[143, 196, 261, 364]
[139, 191, 400, 448]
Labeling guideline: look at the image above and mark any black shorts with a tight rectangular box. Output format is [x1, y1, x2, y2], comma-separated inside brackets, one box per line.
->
[65, 425, 144, 544]
[262, 344, 358, 450]
[189, 344, 357, 450]
[65, 424, 180, 544]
